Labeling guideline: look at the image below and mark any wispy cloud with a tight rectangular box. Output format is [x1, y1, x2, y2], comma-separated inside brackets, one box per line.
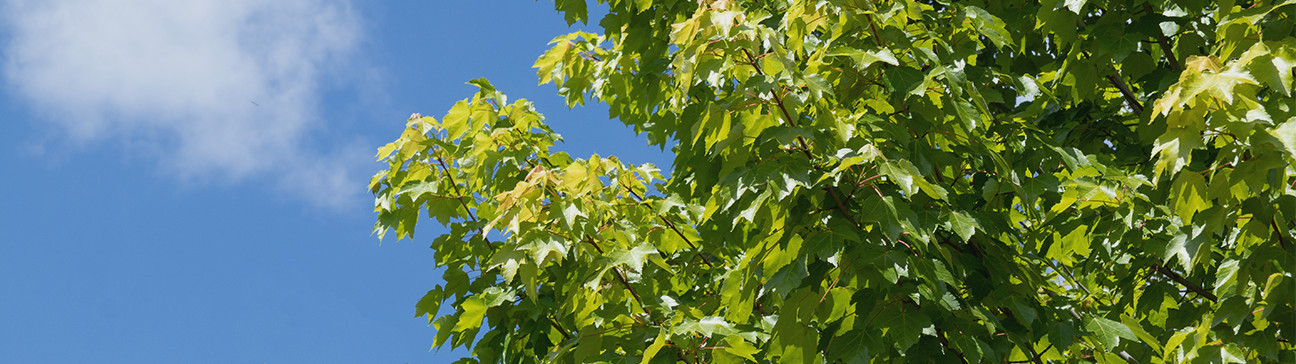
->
[2, 0, 368, 208]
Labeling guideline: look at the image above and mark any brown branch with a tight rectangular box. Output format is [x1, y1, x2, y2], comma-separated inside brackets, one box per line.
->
[864, 13, 885, 47]
[1274, 218, 1289, 249]
[934, 327, 970, 363]
[1106, 74, 1144, 115]
[436, 156, 494, 250]
[741, 48, 815, 160]
[1008, 344, 1056, 364]
[746, 47, 875, 252]
[1153, 264, 1218, 302]
[824, 187, 863, 229]
[1057, 263, 1101, 305]
[586, 236, 652, 316]
[547, 315, 572, 341]
[620, 184, 715, 267]
[1021, 341, 1044, 364]
[1145, 4, 1182, 71]
[1157, 36, 1182, 71]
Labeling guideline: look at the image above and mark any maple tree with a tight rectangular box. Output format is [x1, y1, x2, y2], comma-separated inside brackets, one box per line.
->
[372, 0, 1295, 362]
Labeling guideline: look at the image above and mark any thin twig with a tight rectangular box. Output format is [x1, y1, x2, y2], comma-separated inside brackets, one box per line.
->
[436, 156, 494, 250]
[620, 184, 715, 267]
[824, 187, 863, 229]
[864, 13, 885, 47]
[586, 236, 653, 316]
[742, 48, 815, 160]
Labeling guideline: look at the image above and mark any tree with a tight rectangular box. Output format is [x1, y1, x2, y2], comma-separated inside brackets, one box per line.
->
[371, 0, 1295, 362]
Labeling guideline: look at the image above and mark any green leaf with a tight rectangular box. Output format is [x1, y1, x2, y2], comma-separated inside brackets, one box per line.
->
[607, 243, 658, 273]
[641, 327, 670, 362]
[890, 309, 932, 352]
[520, 233, 569, 265]
[1064, 0, 1087, 14]
[415, 287, 444, 320]
[947, 210, 980, 241]
[963, 6, 1012, 49]
[374, 3, 1294, 362]
[1007, 297, 1037, 326]
[1274, 118, 1296, 158]
[1214, 259, 1241, 298]
[397, 180, 440, 200]
[1121, 315, 1163, 354]
[819, 287, 853, 323]
[675, 316, 735, 337]
[1171, 168, 1207, 220]
[452, 295, 489, 334]
[553, 0, 587, 25]
[884, 66, 927, 95]
[486, 249, 525, 283]
[828, 46, 900, 70]
[1085, 316, 1137, 350]
[827, 329, 871, 363]
[720, 335, 760, 361]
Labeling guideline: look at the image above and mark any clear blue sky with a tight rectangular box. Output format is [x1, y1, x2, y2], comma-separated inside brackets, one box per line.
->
[0, 1, 667, 362]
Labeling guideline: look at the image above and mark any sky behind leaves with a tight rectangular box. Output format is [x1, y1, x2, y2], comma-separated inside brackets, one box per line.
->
[0, 1, 663, 362]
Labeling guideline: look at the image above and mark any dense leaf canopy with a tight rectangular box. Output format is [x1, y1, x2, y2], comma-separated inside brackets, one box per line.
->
[372, 0, 1296, 362]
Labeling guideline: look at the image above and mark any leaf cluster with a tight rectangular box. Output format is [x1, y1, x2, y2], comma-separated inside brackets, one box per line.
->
[373, 0, 1296, 362]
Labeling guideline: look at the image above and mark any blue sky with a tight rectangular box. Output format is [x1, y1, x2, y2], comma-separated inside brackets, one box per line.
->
[0, 1, 667, 362]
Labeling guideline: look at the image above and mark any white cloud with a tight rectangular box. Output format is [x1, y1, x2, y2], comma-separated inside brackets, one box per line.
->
[2, 0, 367, 208]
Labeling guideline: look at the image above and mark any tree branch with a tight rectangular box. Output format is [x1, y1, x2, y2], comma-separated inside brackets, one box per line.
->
[934, 327, 970, 363]
[1145, 4, 1182, 71]
[1273, 218, 1289, 249]
[547, 315, 572, 341]
[436, 156, 494, 250]
[620, 184, 715, 267]
[742, 48, 815, 160]
[824, 186, 863, 229]
[1106, 74, 1144, 115]
[1156, 36, 1182, 71]
[864, 13, 885, 47]
[586, 236, 652, 316]
[1021, 341, 1044, 364]
[1153, 263, 1218, 302]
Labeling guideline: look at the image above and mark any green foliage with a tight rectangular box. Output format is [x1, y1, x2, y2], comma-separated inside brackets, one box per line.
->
[373, 0, 1296, 362]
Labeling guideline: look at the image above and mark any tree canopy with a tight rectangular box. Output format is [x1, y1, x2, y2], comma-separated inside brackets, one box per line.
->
[371, 0, 1296, 362]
